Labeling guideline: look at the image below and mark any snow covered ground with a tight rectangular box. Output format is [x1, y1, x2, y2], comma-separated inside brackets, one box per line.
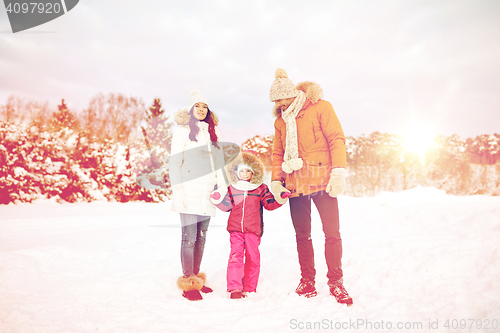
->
[1, 187, 499, 333]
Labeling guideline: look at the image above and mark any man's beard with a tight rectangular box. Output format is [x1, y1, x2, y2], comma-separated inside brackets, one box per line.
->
[279, 104, 291, 112]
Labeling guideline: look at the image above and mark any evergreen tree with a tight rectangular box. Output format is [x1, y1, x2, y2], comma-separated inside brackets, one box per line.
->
[135, 98, 174, 190]
[145, 98, 164, 120]
[51, 99, 78, 131]
[142, 98, 173, 154]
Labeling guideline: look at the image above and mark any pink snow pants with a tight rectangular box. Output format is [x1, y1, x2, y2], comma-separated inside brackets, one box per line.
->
[227, 232, 261, 292]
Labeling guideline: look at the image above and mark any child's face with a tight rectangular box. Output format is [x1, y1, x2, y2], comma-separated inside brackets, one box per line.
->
[238, 168, 253, 181]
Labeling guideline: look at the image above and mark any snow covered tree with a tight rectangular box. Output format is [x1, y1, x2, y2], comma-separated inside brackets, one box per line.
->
[143, 98, 173, 154]
[346, 132, 407, 196]
[132, 98, 174, 193]
[467, 134, 500, 165]
[241, 134, 274, 172]
[0, 121, 167, 205]
[424, 135, 472, 194]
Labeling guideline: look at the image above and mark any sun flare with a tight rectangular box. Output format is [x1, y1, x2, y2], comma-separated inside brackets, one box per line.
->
[403, 121, 436, 159]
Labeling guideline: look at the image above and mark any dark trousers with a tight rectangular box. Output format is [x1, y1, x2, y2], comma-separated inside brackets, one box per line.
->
[289, 190, 343, 284]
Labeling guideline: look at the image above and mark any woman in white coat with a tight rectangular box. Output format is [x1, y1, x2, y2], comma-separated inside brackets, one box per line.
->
[170, 90, 226, 301]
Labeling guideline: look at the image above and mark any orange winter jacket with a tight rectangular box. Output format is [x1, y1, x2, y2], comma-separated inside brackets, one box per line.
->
[271, 82, 346, 197]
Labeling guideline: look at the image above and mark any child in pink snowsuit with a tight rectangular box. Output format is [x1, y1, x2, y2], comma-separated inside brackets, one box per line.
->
[210, 151, 283, 299]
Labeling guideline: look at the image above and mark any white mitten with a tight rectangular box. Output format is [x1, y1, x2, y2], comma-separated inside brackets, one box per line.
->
[270, 181, 290, 205]
[325, 168, 347, 197]
[210, 187, 227, 205]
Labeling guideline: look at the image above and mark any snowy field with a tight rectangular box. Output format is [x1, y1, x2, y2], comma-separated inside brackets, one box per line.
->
[1, 187, 499, 333]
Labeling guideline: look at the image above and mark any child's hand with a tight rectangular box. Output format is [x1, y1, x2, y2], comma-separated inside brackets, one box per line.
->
[281, 191, 291, 199]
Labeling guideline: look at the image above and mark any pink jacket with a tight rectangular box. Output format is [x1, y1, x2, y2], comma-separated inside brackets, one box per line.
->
[215, 182, 281, 237]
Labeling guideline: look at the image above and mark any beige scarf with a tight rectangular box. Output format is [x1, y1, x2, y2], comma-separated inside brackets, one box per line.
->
[281, 90, 306, 174]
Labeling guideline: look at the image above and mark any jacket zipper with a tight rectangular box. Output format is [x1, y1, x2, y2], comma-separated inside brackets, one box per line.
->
[240, 190, 247, 232]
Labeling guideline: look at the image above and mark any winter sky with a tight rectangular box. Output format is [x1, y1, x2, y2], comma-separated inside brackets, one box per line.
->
[1, 0, 499, 145]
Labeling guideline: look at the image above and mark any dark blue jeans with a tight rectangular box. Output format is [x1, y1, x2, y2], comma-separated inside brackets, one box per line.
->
[180, 213, 210, 277]
[289, 190, 343, 284]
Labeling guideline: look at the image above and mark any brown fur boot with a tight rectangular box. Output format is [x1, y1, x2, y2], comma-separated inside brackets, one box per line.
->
[177, 275, 204, 301]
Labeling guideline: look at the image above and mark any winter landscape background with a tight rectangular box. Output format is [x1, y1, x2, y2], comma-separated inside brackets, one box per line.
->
[2, 1, 500, 331]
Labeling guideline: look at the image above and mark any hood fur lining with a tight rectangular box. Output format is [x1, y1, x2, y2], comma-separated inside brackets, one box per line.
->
[226, 151, 265, 185]
[174, 108, 190, 125]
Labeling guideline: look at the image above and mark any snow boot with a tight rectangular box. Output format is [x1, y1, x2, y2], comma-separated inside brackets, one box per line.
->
[230, 290, 247, 299]
[328, 278, 353, 305]
[201, 285, 213, 293]
[196, 272, 213, 293]
[295, 278, 318, 298]
[182, 290, 203, 301]
[177, 275, 204, 301]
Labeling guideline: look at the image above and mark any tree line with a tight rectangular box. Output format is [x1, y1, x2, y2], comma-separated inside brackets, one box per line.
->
[0, 94, 172, 204]
[1, 94, 499, 204]
[0, 93, 146, 143]
[242, 132, 500, 196]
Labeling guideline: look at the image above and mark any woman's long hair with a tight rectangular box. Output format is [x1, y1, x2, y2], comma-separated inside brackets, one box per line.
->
[188, 106, 220, 149]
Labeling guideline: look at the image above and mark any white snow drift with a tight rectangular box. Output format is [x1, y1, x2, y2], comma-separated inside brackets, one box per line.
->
[1, 187, 499, 332]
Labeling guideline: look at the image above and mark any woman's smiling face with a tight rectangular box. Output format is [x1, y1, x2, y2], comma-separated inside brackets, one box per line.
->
[192, 103, 208, 121]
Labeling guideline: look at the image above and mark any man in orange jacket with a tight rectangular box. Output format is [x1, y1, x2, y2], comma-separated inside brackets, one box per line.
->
[269, 68, 353, 305]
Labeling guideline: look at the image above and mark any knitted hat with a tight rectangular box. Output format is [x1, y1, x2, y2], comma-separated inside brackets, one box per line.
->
[188, 90, 209, 111]
[269, 68, 299, 102]
[237, 163, 254, 176]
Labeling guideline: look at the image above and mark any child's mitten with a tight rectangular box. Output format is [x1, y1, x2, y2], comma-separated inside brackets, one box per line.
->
[210, 187, 226, 205]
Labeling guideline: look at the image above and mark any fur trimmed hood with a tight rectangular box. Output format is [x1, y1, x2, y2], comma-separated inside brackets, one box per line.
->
[225, 151, 265, 186]
[272, 81, 323, 118]
[174, 108, 191, 125]
[174, 108, 219, 126]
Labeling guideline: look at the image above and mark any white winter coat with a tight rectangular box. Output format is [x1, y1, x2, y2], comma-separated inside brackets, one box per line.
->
[169, 109, 226, 216]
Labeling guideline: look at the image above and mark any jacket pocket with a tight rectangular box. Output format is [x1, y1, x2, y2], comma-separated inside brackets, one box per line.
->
[304, 162, 331, 188]
[284, 161, 331, 195]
